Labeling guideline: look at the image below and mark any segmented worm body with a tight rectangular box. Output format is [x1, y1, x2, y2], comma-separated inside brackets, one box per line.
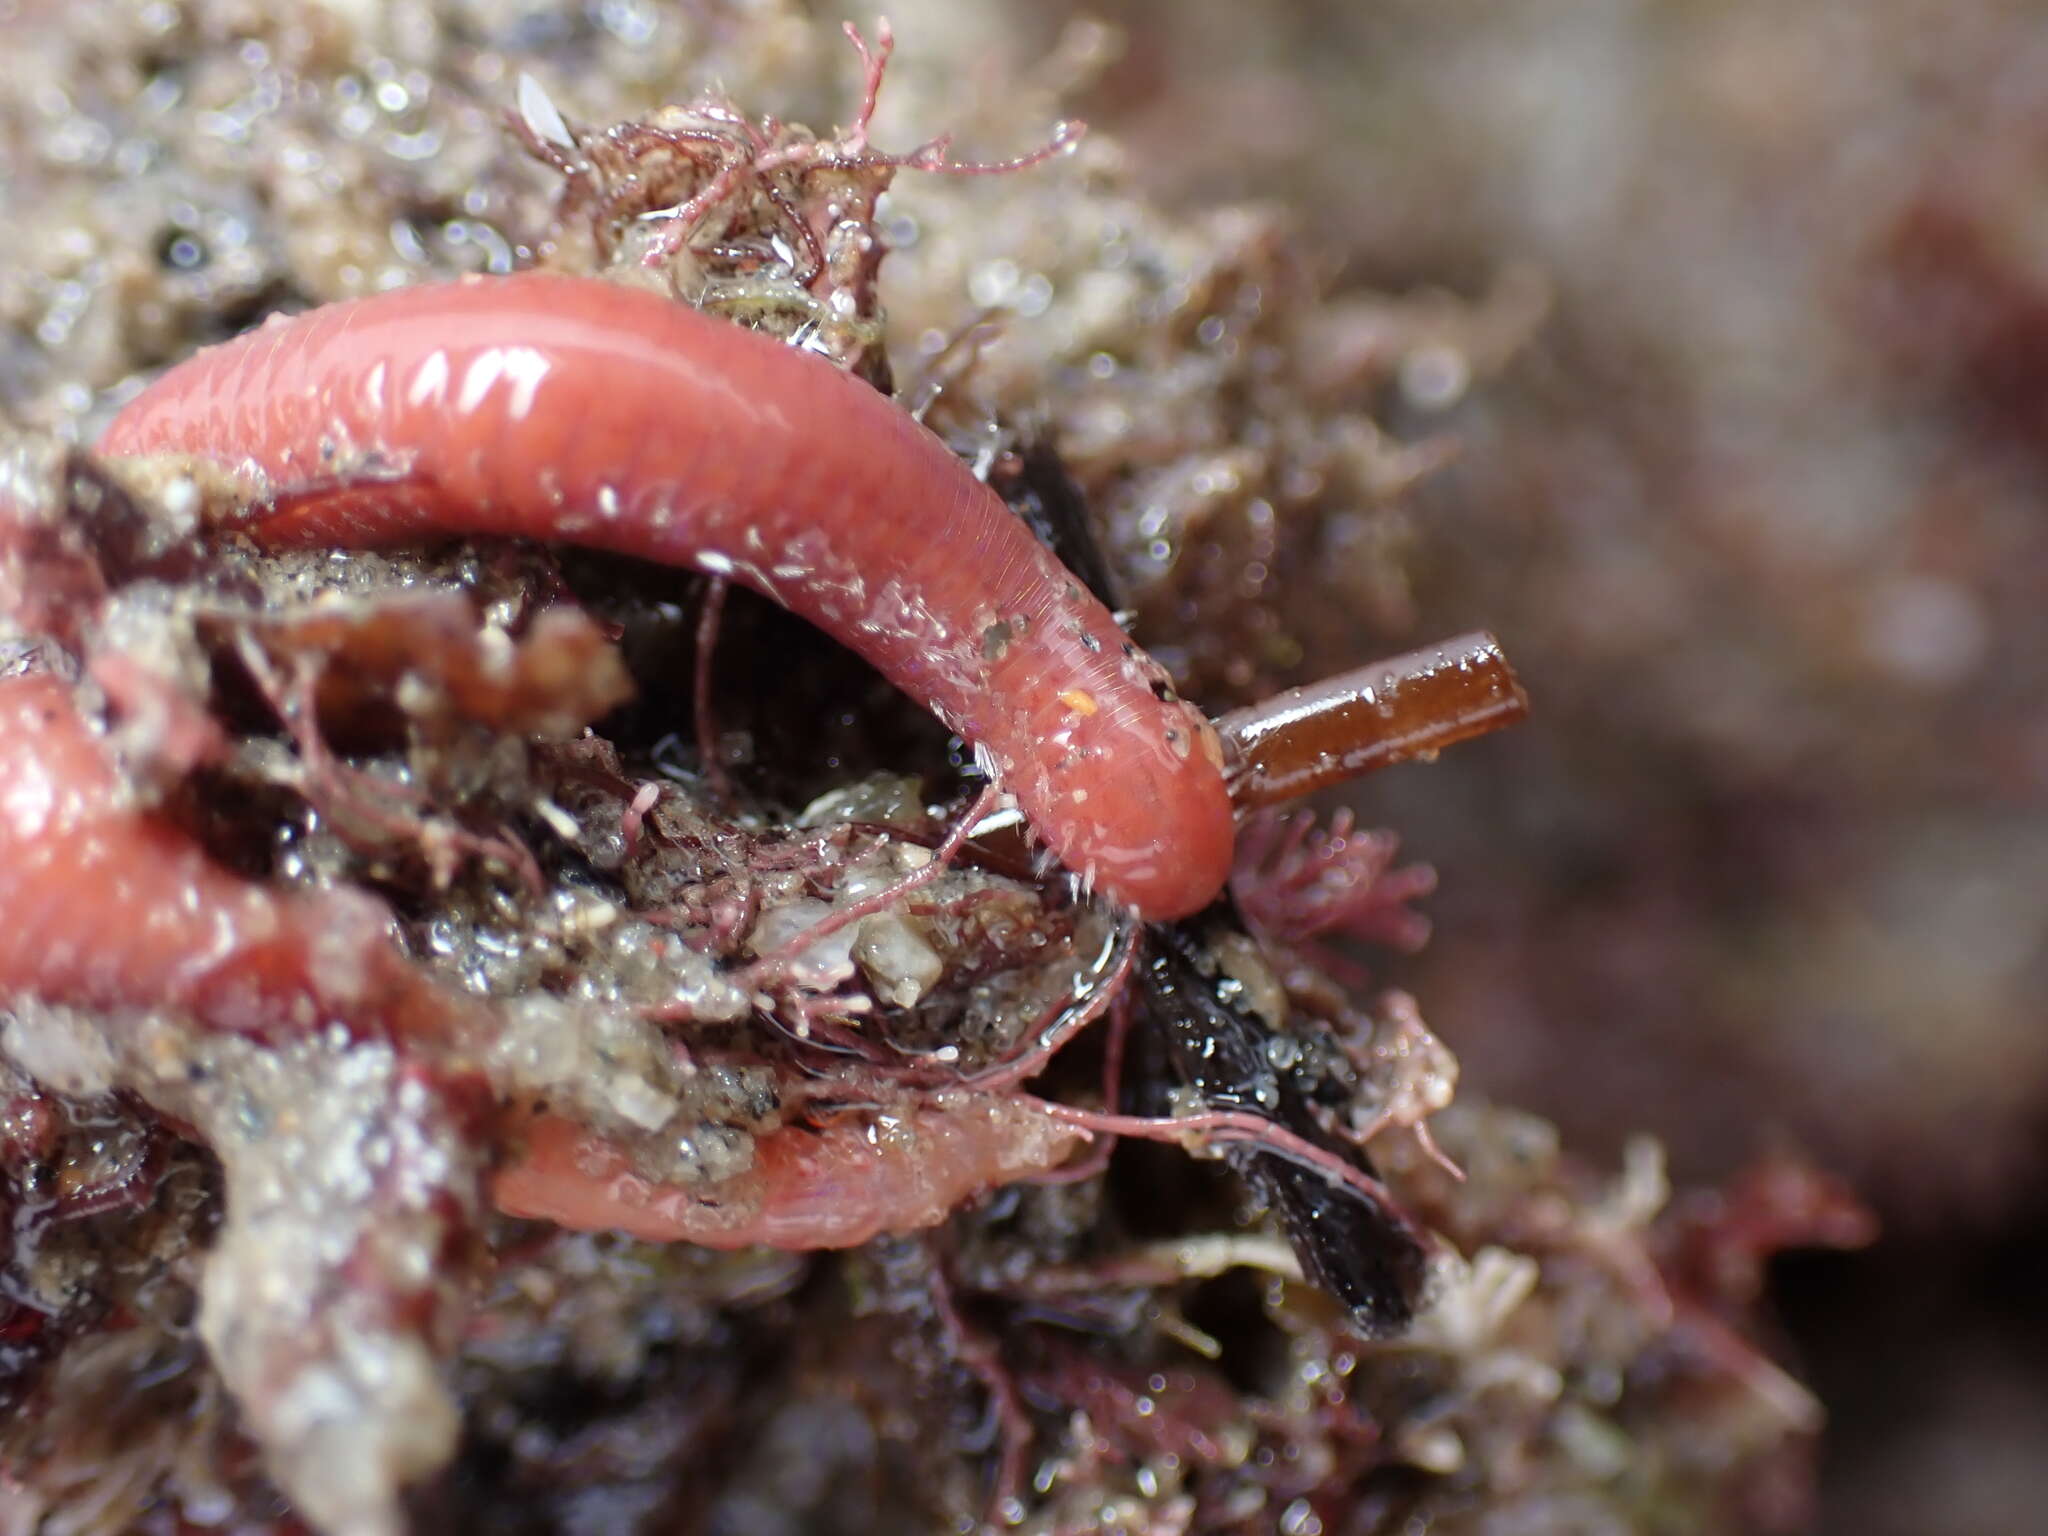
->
[495, 1098, 1081, 1249]
[0, 670, 476, 1044]
[98, 273, 1236, 919]
[63, 273, 1533, 1270]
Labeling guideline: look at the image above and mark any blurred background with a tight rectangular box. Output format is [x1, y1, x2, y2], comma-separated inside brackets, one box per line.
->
[972, 3, 2048, 1530]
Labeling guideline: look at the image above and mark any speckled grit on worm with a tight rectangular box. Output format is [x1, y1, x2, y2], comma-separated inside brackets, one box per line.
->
[97, 272, 1236, 919]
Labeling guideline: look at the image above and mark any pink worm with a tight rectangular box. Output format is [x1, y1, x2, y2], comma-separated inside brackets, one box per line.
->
[494, 1099, 1080, 1249]
[97, 273, 1236, 920]
[0, 672, 1080, 1242]
[0, 670, 475, 1044]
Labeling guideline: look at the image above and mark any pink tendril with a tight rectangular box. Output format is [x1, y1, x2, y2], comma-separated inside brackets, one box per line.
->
[954, 919, 1138, 1092]
[1025, 1096, 1412, 1222]
[620, 780, 662, 860]
[692, 575, 734, 808]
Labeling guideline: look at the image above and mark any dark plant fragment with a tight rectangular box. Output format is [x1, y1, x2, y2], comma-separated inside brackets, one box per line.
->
[1137, 905, 1429, 1336]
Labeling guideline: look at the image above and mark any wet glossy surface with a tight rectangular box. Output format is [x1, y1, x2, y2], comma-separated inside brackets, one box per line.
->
[98, 274, 1238, 918]
[493, 1096, 1080, 1247]
[1218, 630, 1529, 809]
[0, 672, 476, 1042]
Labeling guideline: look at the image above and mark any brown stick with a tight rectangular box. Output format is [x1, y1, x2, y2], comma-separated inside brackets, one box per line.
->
[1217, 630, 1529, 810]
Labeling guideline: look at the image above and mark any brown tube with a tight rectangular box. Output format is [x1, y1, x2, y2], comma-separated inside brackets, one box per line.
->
[1217, 631, 1529, 810]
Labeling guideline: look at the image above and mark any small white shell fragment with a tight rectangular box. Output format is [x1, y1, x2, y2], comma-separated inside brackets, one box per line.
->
[852, 913, 943, 1008]
[517, 73, 575, 151]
